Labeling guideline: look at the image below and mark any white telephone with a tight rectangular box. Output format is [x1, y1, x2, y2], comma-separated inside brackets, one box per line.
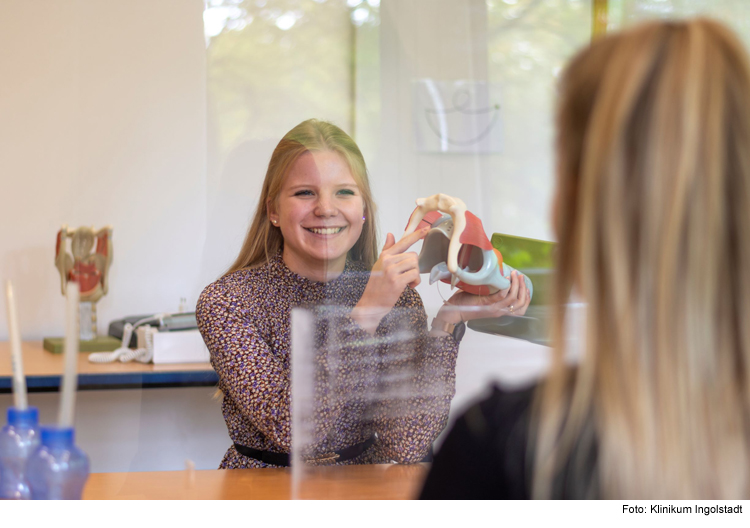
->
[88, 314, 164, 364]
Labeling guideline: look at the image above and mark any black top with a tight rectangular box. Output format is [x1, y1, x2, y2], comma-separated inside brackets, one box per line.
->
[419, 382, 598, 500]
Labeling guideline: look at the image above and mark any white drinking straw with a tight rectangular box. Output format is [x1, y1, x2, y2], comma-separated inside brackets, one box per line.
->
[5, 280, 28, 410]
[59, 281, 80, 428]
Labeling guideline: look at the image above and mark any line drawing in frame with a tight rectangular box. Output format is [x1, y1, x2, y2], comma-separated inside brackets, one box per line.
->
[413, 80, 502, 153]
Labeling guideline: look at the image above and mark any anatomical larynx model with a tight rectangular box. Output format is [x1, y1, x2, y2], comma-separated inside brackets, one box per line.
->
[55, 225, 113, 340]
[55, 225, 113, 302]
[403, 194, 533, 298]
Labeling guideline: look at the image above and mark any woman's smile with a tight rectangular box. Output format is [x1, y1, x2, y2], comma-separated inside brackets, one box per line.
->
[304, 226, 347, 236]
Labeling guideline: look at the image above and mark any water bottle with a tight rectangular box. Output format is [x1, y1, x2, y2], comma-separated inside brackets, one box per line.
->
[0, 406, 40, 500]
[26, 426, 89, 500]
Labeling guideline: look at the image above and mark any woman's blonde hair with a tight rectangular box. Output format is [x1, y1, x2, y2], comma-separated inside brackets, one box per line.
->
[535, 19, 750, 498]
[226, 119, 379, 274]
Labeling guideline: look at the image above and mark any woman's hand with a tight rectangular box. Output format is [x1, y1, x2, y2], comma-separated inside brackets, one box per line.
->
[352, 227, 429, 334]
[434, 270, 532, 327]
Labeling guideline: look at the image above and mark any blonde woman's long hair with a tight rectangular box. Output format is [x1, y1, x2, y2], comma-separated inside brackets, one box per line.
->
[226, 119, 379, 274]
[535, 19, 750, 499]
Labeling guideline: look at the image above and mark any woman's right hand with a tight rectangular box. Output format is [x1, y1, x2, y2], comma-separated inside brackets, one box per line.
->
[352, 226, 429, 334]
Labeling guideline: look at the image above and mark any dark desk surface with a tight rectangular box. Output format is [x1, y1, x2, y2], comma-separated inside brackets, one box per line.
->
[83, 464, 428, 500]
[0, 341, 218, 392]
[468, 306, 552, 346]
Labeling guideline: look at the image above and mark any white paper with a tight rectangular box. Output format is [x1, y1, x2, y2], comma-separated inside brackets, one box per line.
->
[152, 330, 210, 364]
[413, 79, 503, 154]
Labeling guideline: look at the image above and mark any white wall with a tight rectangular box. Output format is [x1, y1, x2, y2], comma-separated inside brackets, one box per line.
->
[0, 0, 207, 340]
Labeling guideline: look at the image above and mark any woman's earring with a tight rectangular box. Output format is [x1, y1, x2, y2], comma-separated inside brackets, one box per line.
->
[271, 219, 278, 225]
[362, 216, 366, 222]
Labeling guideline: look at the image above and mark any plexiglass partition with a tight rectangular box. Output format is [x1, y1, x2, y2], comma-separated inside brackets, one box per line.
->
[292, 305, 490, 498]
[288, 294, 586, 499]
[290, 303, 464, 499]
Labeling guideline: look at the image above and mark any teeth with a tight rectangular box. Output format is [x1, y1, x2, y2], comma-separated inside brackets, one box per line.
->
[307, 227, 344, 235]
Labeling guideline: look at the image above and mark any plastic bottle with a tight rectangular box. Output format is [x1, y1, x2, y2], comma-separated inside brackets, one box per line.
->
[26, 426, 89, 500]
[0, 406, 40, 500]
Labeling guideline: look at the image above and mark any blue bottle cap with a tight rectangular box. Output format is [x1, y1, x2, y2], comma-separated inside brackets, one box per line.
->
[7, 406, 39, 427]
[40, 426, 75, 447]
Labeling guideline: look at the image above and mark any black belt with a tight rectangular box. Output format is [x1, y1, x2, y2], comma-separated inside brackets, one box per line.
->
[234, 435, 376, 467]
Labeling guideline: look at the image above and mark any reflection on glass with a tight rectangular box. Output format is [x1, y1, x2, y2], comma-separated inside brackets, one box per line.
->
[486, 0, 592, 241]
[205, 0, 380, 155]
[291, 305, 459, 498]
[608, 0, 750, 50]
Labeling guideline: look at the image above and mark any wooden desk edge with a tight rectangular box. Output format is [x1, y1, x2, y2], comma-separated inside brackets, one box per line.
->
[0, 341, 217, 390]
[83, 465, 430, 500]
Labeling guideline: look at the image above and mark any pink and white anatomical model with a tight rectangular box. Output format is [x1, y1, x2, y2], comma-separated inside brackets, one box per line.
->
[403, 194, 533, 298]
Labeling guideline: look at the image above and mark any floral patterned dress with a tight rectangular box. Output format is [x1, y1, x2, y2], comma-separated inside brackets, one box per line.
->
[196, 252, 460, 468]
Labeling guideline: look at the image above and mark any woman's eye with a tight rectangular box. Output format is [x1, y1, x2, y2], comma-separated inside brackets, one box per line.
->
[337, 189, 356, 196]
[294, 190, 313, 196]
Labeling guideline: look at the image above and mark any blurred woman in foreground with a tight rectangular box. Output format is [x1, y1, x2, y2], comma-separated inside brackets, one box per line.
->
[421, 18, 750, 499]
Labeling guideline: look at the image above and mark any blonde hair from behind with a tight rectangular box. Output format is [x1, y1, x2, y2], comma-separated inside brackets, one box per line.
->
[536, 19, 750, 498]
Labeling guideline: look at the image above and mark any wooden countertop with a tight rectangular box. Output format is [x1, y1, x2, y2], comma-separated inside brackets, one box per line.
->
[0, 341, 217, 391]
[83, 464, 428, 500]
